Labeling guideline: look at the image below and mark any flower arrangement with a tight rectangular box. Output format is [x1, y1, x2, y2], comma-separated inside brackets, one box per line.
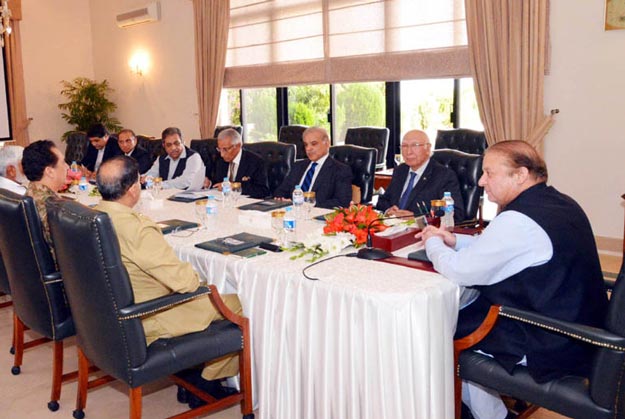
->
[288, 232, 354, 262]
[322, 204, 387, 246]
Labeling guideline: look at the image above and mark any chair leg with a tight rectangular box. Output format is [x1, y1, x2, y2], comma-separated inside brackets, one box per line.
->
[73, 347, 90, 419]
[239, 320, 254, 417]
[12, 313, 24, 375]
[454, 350, 462, 419]
[48, 340, 64, 411]
[129, 387, 142, 419]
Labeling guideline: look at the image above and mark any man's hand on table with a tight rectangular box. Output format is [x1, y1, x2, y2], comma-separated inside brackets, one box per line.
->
[415, 225, 457, 248]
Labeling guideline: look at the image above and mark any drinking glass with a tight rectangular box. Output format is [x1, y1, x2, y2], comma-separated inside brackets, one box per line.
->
[271, 210, 286, 245]
[394, 154, 403, 166]
[231, 182, 242, 204]
[303, 191, 316, 219]
[194, 200, 208, 230]
[152, 177, 163, 199]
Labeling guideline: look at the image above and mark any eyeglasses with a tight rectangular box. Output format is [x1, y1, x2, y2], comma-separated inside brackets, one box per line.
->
[164, 140, 182, 149]
[216, 145, 237, 153]
[401, 143, 430, 150]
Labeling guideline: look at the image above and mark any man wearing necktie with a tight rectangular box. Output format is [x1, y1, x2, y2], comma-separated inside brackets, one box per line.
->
[117, 128, 152, 174]
[273, 126, 352, 209]
[210, 128, 269, 199]
[376, 129, 465, 221]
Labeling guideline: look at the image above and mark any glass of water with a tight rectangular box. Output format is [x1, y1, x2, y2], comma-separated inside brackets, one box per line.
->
[152, 177, 163, 199]
[271, 210, 286, 245]
[231, 182, 242, 204]
[194, 200, 208, 230]
[303, 191, 316, 219]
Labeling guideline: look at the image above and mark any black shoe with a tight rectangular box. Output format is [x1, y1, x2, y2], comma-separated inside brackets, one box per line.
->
[176, 385, 189, 404]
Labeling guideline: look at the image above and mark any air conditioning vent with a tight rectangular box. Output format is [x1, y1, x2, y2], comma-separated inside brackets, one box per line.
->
[116, 2, 160, 28]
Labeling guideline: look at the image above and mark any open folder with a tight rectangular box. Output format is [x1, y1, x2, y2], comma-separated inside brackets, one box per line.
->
[195, 232, 273, 254]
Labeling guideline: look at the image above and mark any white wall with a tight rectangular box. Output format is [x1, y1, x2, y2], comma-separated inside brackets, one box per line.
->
[20, 0, 94, 144]
[88, 0, 199, 139]
[544, 0, 625, 242]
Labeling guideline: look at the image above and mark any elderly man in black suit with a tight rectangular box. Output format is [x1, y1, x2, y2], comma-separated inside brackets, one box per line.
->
[209, 128, 269, 199]
[376, 129, 465, 221]
[273, 126, 352, 209]
[117, 128, 152, 174]
[79, 123, 122, 181]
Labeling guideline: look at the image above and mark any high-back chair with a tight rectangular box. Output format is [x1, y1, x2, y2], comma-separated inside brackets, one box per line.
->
[0, 189, 75, 412]
[190, 138, 220, 181]
[454, 260, 625, 419]
[136, 136, 165, 164]
[344, 127, 389, 171]
[278, 125, 308, 160]
[329, 144, 376, 204]
[435, 128, 487, 155]
[431, 149, 484, 226]
[214, 125, 243, 138]
[0, 253, 12, 309]
[243, 141, 296, 196]
[46, 199, 254, 419]
[64, 131, 89, 164]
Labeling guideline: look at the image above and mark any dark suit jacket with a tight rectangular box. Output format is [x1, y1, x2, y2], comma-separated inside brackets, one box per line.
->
[80, 138, 122, 172]
[128, 146, 153, 174]
[273, 156, 352, 209]
[211, 149, 269, 199]
[376, 160, 465, 222]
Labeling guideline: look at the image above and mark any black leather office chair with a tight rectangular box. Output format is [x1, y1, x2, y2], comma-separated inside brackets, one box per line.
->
[0, 189, 75, 412]
[46, 199, 254, 419]
[136, 136, 165, 164]
[190, 138, 219, 181]
[278, 125, 308, 160]
[329, 145, 376, 204]
[454, 260, 625, 419]
[431, 149, 484, 226]
[64, 131, 89, 164]
[435, 128, 487, 155]
[344, 127, 389, 171]
[244, 141, 296, 196]
[214, 125, 242, 138]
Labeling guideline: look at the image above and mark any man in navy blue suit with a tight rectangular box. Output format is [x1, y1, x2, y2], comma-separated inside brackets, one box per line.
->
[79, 123, 122, 181]
[376, 129, 465, 222]
[273, 126, 352, 209]
[117, 128, 152, 174]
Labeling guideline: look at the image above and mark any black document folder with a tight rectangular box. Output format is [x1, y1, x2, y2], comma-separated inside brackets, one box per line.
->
[194, 232, 273, 254]
[158, 219, 200, 234]
[237, 199, 291, 212]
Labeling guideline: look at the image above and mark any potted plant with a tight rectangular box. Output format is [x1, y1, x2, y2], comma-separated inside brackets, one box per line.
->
[58, 77, 122, 140]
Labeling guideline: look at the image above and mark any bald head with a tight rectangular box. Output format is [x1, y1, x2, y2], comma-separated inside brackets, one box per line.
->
[96, 156, 140, 203]
[0, 145, 24, 180]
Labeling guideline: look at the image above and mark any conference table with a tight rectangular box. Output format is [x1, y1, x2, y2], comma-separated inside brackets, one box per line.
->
[78, 189, 460, 419]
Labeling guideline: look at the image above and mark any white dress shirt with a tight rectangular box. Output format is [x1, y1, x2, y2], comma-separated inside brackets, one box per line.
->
[0, 176, 26, 195]
[145, 148, 206, 191]
[298, 153, 329, 189]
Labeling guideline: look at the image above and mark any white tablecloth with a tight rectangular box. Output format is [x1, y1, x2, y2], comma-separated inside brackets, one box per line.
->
[79, 191, 460, 419]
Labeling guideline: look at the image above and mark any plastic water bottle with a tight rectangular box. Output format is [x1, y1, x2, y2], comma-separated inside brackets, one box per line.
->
[204, 196, 218, 229]
[442, 191, 455, 231]
[78, 176, 89, 195]
[222, 177, 231, 207]
[283, 207, 297, 246]
[70, 161, 80, 186]
[292, 185, 304, 219]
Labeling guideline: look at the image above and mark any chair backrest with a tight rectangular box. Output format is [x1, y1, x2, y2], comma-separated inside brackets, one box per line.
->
[588, 261, 625, 410]
[431, 149, 483, 222]
[278, 125, 308, 160]
[190, 138, 220, 180]
[46, 199, 148, 382]
[0, 189, 73, 340]
[344, 127, 389, 170]
[214, 125, 242, 138]
[136, 136, 165, 164]
[329, 144, 376, 204]
[435, 129, 487, 155]
[64, 131, 89, 164]
[243, 141, 296, 195]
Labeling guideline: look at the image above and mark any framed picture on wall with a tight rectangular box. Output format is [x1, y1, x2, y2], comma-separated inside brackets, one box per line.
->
[605, 0, 625, 30]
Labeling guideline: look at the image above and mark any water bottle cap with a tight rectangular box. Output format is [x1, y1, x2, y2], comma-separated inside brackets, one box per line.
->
[444, 191, 451, 197]
[80, 176, 86, 181]
[285, 207, 292, 212]
[295, 185, 301, 190]
[207, 196, 216, 200]
[223, 177, 229, 182]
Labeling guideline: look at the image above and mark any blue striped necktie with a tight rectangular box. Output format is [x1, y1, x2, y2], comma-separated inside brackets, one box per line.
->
[301, 162, 318, 192]
[398, 171, 417, 210]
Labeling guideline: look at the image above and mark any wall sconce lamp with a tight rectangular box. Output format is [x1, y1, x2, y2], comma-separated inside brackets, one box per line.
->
[129, 51, 149, 76]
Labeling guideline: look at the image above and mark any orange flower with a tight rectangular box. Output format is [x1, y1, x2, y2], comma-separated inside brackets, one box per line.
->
[322, 204, 384, 247]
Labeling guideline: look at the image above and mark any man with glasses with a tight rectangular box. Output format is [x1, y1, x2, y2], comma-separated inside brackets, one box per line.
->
[376, 129, 465, 221]
[273, 126, 352, 209]
[117, 128, 152, 174]
[208, 128, 269, 198]
[142, 127, 205, 191]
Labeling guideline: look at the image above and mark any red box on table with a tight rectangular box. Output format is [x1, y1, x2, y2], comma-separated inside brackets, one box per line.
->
[371, 228, 421, 252]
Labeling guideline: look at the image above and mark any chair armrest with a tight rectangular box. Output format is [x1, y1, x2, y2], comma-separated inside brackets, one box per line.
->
[455, 305, 501, 352]
[206, 284, 248, 328]
[43, 271, 62, 282]
[500, 306, 625, 352]
[118, 286, 211, 320]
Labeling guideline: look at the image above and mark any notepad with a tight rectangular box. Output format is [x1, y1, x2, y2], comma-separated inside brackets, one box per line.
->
[194, 232, 273, 254]
[157, 219, 200, 234]
[237, 199, 291, 212]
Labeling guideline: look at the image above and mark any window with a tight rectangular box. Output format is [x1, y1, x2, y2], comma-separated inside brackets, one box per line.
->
[241, 88, 277, 143]
[400, 79, 454, 142]
[458, 78, 483, 130]
[287, 84, 330, 132]
[333, 82, 385, 144]
[216, 90, 241, 127]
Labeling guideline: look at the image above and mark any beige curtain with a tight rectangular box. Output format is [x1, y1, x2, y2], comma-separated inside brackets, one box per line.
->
[465, 0, 552, 149]
[192, 0, 230, 139]
[5, 0, 29, 147]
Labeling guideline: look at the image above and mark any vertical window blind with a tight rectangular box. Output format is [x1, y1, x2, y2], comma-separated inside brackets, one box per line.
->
[225, 0, 470, 88]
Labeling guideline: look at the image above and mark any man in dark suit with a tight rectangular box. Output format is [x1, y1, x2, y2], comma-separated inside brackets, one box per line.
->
[209, 128, 269, 199]
[117, 128, 152, 174]
[376, 129, 465, 222]
[79, 123, 122, 180]
[273, 126, 352, 209]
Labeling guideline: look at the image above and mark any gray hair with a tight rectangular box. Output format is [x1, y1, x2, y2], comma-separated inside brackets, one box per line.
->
[217, 128, 242, 145]
[0, 145, 24, 177]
